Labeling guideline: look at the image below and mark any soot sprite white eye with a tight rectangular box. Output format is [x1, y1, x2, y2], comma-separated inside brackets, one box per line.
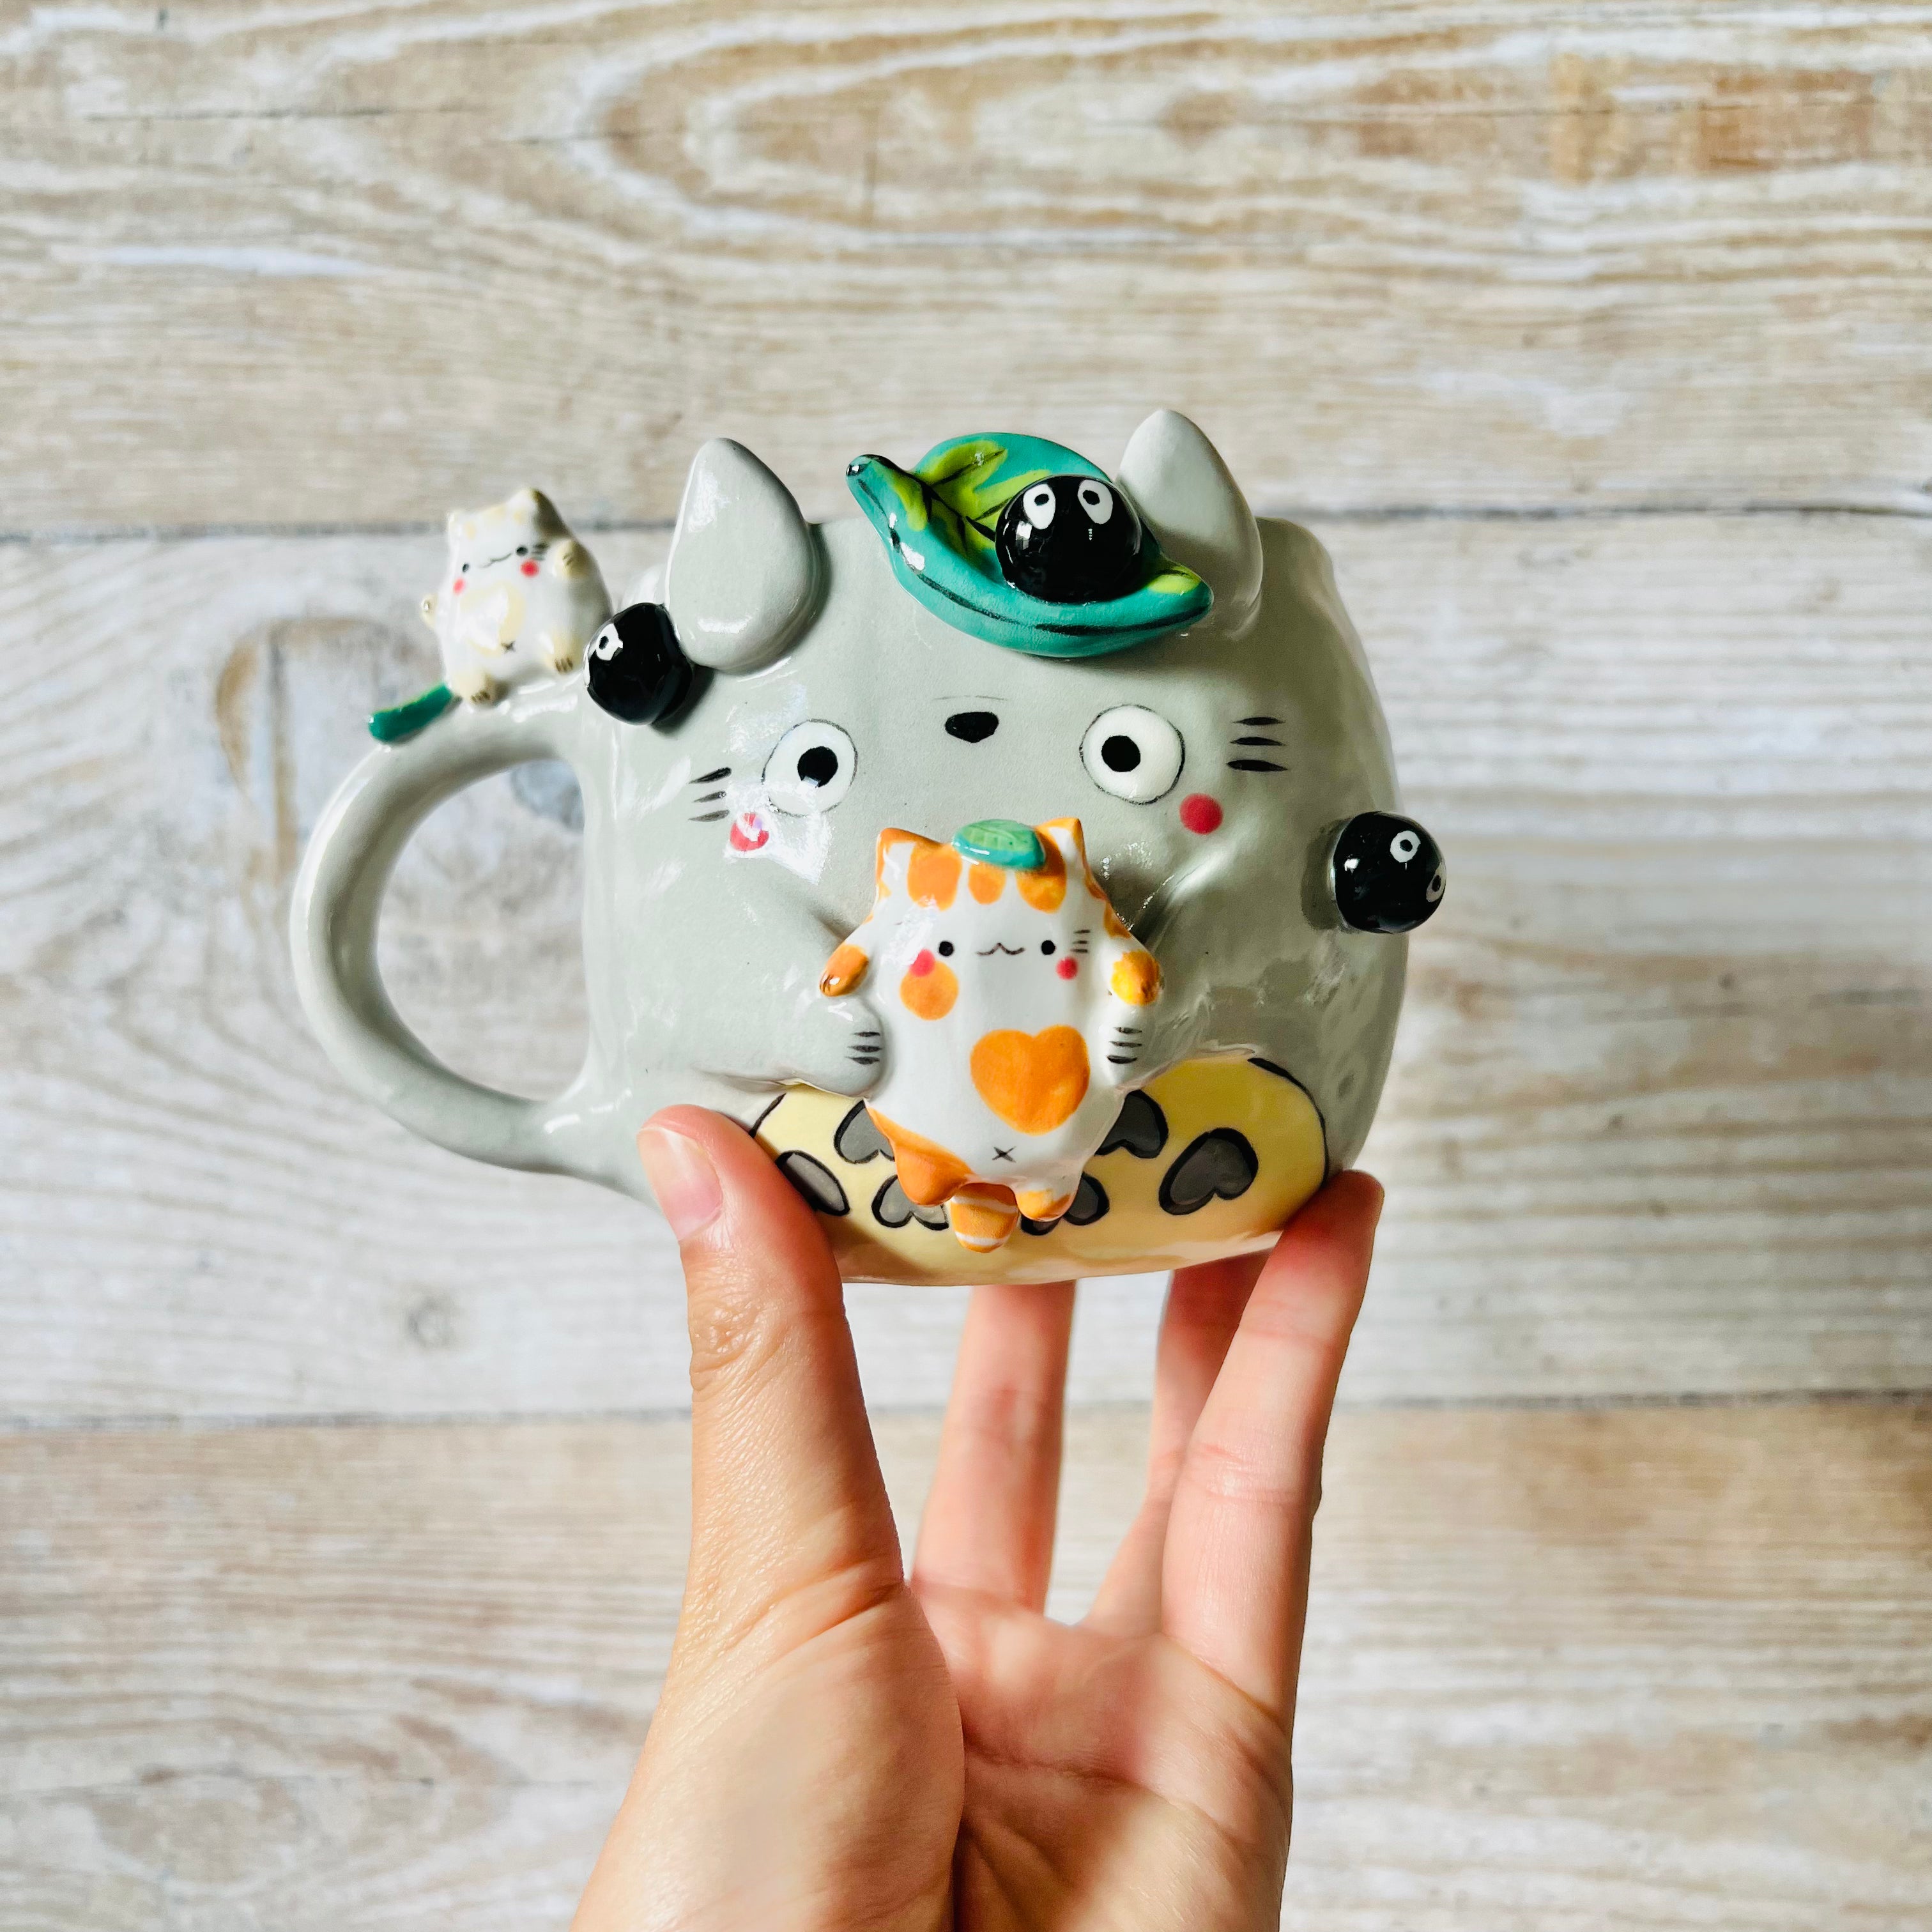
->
[763, 720, 857, 816]
[1081, 705, 1184, 804]
[591, 623, 621, 661]
[997, 474, 1144, 604]
[1390, 828, 1420, 863]
[1076, 480, 1114, 523]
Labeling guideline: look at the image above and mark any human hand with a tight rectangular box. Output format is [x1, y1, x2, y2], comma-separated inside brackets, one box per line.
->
[573, 1107, 1381, 1932]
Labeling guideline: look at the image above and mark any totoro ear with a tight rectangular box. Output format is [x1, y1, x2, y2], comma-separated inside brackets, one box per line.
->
[665, 439, 820, 674]
[1116, 411, 1262, 628]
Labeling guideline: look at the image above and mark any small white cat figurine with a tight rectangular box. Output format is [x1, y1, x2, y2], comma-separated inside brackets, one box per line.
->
[422, 489, 612, 705]
[819, 816, 1163, 1253]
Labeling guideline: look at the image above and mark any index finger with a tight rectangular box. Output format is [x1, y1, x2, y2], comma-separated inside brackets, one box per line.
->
[639, 1107, 901, 1644]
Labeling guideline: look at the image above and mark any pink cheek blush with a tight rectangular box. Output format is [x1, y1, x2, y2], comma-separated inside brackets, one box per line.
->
[452, 579, 465, 595]
[1056, 957, 1078, 981]
[909, 949, 937, 977]
[521, 559, 539, 576]
[1180, 793, 1223, 835]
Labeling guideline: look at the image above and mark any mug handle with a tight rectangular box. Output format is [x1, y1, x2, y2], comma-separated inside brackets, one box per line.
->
[290, 694, 626, 1192]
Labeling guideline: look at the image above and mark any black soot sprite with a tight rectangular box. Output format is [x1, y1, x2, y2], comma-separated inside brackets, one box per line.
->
[1331, 811, 1446, 935]
[995, 475, 1143, 604]
[585, 601, 697, 727]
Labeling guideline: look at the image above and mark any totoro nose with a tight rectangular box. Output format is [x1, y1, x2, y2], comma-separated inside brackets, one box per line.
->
[944, 709, 999, 744]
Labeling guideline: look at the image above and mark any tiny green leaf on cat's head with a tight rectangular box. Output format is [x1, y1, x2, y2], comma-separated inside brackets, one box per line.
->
[953, 819, 1046, 870]
[847, 433, 1212, 659]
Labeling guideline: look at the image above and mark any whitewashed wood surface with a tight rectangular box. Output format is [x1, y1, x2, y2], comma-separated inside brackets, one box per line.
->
[4, 1, 1932, 530]
[4, 1403, 1928, 1931]
[3, 0, 1929, 1924]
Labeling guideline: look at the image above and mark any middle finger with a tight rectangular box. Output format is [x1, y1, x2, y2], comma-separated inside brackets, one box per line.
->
[912, 1278, 1077, 1613]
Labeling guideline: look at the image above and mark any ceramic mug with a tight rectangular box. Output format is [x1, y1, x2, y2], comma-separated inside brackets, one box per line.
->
[291, 412, 1443, 1284]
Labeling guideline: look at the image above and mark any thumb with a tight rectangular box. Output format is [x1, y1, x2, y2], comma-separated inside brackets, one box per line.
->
[638, 1107, 900, 1640]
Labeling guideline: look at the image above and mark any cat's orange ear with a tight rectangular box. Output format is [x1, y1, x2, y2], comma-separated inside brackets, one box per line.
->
[1017, 824, 1070, 912]
[875, 827, 919, 897]
[1037, 818, 1089, 869]
[876, 828, 961, 908]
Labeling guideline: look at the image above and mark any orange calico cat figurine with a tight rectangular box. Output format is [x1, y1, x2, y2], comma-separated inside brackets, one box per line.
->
[819, 817, 1162, 1252]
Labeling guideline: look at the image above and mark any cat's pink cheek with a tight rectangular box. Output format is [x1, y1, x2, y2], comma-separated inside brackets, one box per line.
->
[521, 560, 539, 576]
[451, 578, 464, 596]
[1056, 958, 1078, 981]
[1180, 793, 1223, 835]
[909, 949, 937, 977]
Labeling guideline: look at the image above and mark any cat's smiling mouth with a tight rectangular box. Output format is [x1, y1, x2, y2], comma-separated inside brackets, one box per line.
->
[976, 943, 1026, 957]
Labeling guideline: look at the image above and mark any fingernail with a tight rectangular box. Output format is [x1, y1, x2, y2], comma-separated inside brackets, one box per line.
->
[638, 1125, 722, 1241]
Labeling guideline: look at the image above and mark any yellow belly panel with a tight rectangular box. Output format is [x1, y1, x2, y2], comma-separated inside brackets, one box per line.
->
[753, 1056, 1329, 1285]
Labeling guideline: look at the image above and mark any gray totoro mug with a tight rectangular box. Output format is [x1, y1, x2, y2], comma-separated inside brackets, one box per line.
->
[292, 412, 1443, 1284]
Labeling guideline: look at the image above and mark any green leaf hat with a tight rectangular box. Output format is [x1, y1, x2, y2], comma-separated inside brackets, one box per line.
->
[845, 433, 1212, 658]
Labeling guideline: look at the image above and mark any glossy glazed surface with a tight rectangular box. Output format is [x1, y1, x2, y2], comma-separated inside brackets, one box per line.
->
[423, 489, 612, 705]
[292, 413, 1423, 1280]
[755, 1057, 1328, 1285]
[819, 818, 1165, 1252]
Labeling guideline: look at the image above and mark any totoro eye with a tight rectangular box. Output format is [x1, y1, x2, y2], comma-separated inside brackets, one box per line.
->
[764, 720, 857, 816]
[1081, 705, 1184, 804]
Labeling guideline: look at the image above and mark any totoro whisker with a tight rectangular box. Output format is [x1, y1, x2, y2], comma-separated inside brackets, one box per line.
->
[1237, 715, 1282, 726]
[693, 767, 730, 784]
[1228, 758, 1286, 772]
[1232, 735, 1283, 747]
[691, 810, 731, 822]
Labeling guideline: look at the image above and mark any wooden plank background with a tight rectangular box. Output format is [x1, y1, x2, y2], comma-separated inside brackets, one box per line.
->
[2, 1, 1928, 1926]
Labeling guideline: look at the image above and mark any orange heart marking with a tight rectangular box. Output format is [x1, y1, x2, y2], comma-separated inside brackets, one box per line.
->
[970, 1025, 1091, 1136]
